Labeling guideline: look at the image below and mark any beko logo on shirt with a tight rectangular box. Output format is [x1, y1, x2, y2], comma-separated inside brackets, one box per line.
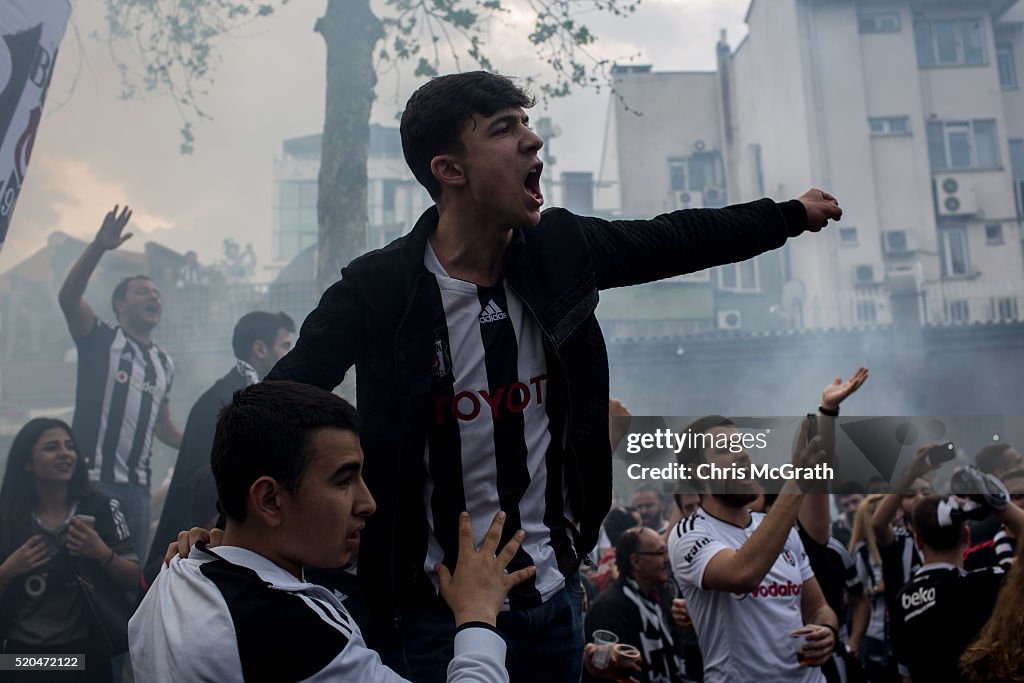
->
[901, 586, 936, 611]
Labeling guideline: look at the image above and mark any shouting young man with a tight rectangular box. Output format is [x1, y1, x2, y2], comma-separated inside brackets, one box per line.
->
[268, 71, 843, 682]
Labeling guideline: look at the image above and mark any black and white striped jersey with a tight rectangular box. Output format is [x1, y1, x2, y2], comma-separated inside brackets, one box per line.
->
[422, 244, 578, 610]
[129, 544, 508, 682]
[71, 319, 174, 487]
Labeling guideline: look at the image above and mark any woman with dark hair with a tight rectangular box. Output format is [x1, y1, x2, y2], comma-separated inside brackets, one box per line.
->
[0, 418, 138, 682]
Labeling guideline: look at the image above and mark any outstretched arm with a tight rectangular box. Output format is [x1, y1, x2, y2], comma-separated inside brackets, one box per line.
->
[582, 189, 841, 290]
[799, 368, 869, 544]
[872, 444, 940, 546]
[58, 206, 133, 339]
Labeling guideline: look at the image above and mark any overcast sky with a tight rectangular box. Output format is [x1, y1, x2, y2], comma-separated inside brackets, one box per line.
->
[0, 0, 750, 274]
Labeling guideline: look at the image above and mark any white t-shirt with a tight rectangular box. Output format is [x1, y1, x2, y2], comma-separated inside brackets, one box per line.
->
[668, 509, 825, 683]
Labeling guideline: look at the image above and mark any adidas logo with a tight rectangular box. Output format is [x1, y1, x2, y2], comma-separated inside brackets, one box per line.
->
[479, 299, 507, 324]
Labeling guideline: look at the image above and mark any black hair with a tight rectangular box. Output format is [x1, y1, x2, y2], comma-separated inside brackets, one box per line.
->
[602, 506, 640, 554]
[231, 311, 295, 361]
[615, 527, 650, 579]
[211, 381, 361, 523]
[111, 274, 154, 316]
[0, 418, 89, 555]
[675, 415, 736, 479]
[911, 495, 965, 552]
[400, 71, 535, 200]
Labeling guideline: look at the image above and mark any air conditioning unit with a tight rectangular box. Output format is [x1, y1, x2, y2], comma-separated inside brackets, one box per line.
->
[853, 264, 881, 285]
[678, 191, 704, 208]
[704, 187, 726, 206]
[717, 309, 742, 330]
[882, 230, 916, 255]
[934, 175, 979, 217]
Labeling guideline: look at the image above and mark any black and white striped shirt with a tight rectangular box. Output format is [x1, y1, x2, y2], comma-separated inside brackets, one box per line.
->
[422, 245, 578, 610]
[71, 319, 174, 487]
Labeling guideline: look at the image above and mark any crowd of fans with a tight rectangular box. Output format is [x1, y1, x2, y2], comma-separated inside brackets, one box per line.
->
[1, 69, 1020, 683]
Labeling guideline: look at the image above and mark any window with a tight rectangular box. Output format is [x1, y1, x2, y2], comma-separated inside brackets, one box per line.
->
[688, 153, 724, 192]
[275, 180, 319, 261]
[1009, 139, 1024, 180]
[985, 223, 1004, 245]
[991, 297, 1019, 322]
[914, 17, 987, 67]
[859, 11, 901, 33]
[668, 160, 686, 192]
[941, 228, 970, 277]
[717, 259, 759, 292]
[856, 300, 878, 324]
[670, 154, 724, 194]
[869, 116, 911, 136]
[946, 299, 970, 323]
[998, 43, 1018, 88]
[854, 265, 877, 284]
[838, 227, 859, 245]
[883, 230, 910, 253]
[381, 179, 400, 225]
[926, 120, 1000, 170]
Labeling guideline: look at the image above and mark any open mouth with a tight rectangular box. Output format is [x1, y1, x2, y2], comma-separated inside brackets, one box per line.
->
[346, 528, 362, 546]
[523, 162, 544, 207]
[144, 302, 161, 315]
[54, 461, 73, 473]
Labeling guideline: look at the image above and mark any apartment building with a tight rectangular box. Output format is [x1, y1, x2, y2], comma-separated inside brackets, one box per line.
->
[601, 0, 1024, 331]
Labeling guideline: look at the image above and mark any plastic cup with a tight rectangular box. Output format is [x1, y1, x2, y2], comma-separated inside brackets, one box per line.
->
[790, 631, 813, 666]
[591, 630, 619, 670]
[613, 644, 641, 673]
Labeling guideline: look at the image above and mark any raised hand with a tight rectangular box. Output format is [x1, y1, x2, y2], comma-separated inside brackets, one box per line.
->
[821, 367, 869, 411]
[436, 511, 536, 626]
[798, 189, 842, 232]
[93, 205, 133, 251]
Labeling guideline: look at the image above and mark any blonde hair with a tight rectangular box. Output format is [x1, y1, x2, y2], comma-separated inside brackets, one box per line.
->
[848, 493, 886, 566]
[959, 546, 1024, 681]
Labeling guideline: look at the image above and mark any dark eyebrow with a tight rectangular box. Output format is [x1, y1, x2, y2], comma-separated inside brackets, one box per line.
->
[331, 462, 361, 479]
[490, 112, 527, 130]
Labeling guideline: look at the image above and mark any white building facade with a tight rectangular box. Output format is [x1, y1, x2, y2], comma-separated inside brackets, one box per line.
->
[601, 0, 1024, 330]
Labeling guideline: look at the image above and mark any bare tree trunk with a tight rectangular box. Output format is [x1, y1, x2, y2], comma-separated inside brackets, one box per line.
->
[314, 0, 383, 294]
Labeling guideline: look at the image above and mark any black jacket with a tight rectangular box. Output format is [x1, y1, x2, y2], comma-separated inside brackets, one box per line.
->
[144, 367, 248, 584]
[267, 199, 807, 643]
